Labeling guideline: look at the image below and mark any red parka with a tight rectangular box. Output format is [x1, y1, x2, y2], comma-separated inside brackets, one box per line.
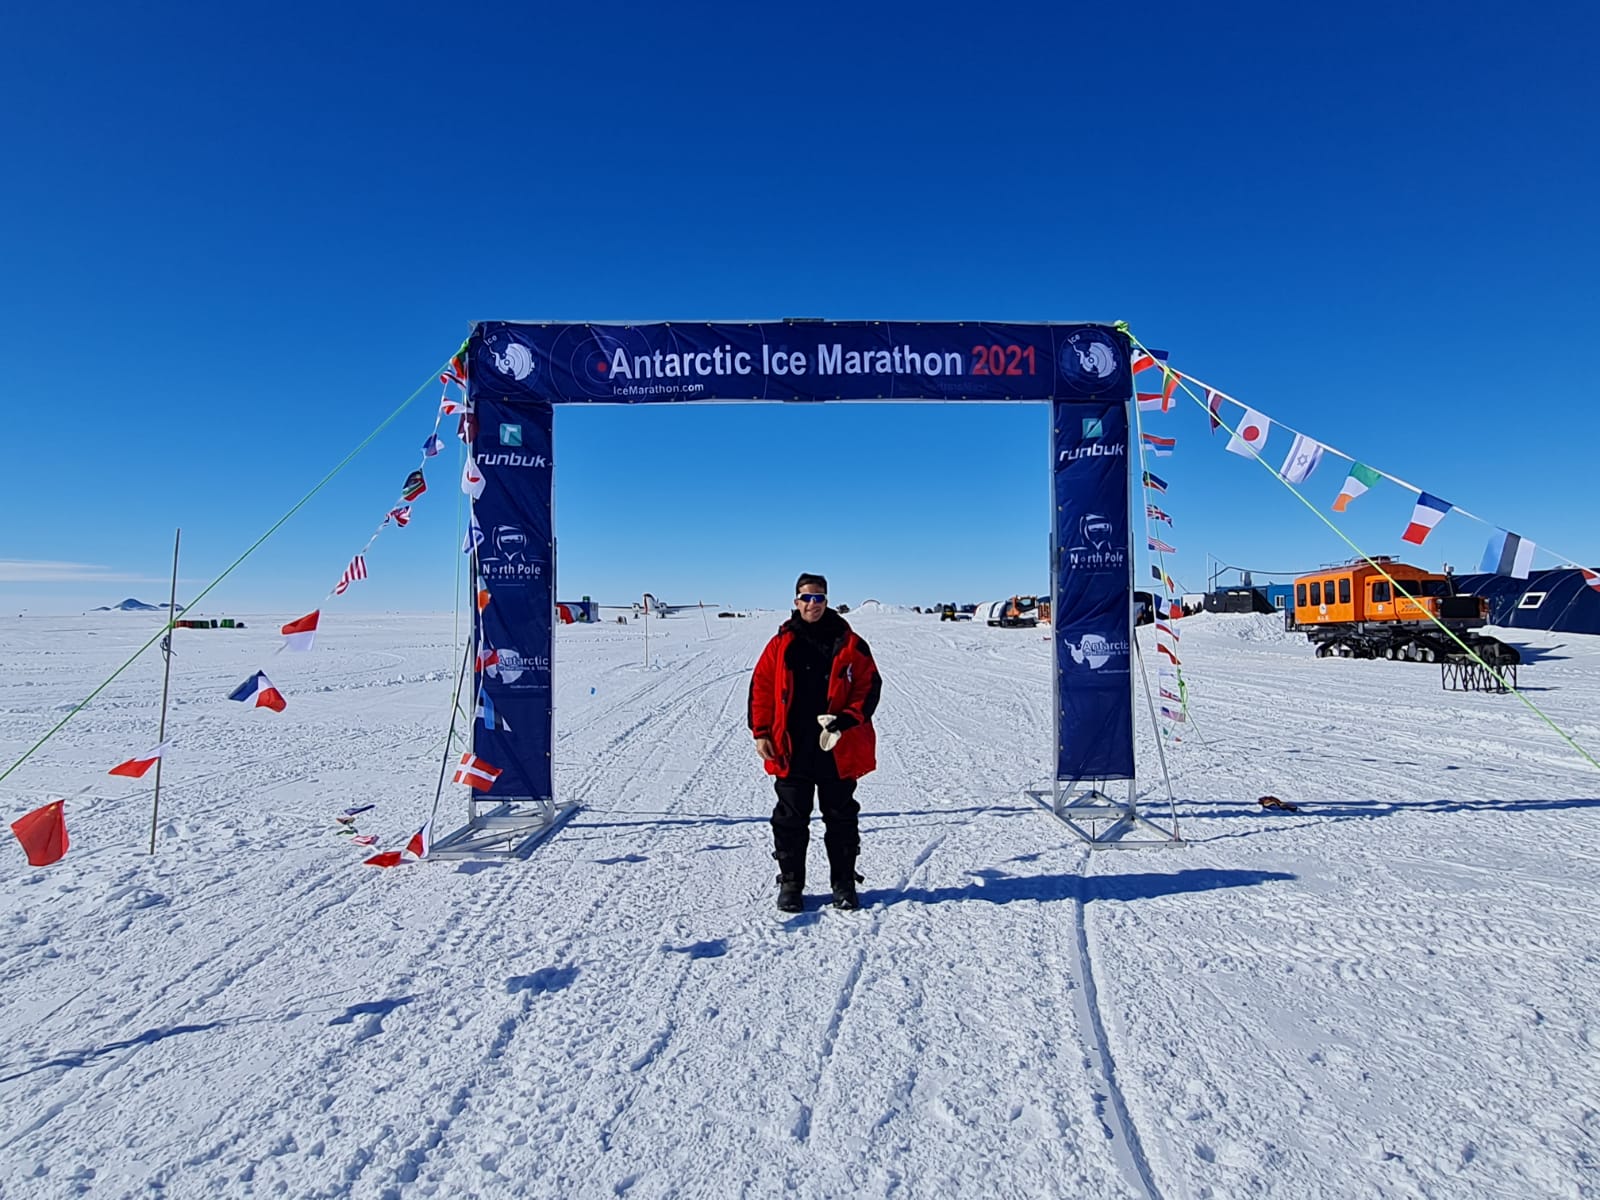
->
[748, 615, 881, 780]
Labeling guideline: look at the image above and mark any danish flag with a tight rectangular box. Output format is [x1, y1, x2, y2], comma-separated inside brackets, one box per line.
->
[453, 753, 501, 791]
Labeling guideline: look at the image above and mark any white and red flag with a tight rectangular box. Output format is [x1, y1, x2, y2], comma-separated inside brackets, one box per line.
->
[108, 739, 173, 779]
[1225, 408, 1271, 459]
[333, 555, 367, 595]
[462, 455, 485, 500]
[364, 850, 405, 868]
[280, 610, 320, 652]
[475, 646, 499, 674]
[403, 820, 432, 861]
[1583, 569, 1600, 594]
[453, 753, 501, 791]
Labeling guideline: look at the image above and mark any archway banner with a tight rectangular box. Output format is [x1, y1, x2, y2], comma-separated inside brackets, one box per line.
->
[469, 320, 1132, 405]
[466, 320, 1134, 803]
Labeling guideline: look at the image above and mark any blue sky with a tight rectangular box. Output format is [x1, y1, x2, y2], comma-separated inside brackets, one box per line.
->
[2, 2, 1595, 615]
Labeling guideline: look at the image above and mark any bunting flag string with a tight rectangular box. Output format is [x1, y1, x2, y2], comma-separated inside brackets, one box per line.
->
[1131, 363, 1193, 743]
[1131, 345, 1599, 586]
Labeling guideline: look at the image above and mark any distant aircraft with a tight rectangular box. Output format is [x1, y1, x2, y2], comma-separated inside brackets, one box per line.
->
[631, 593, 703, 617]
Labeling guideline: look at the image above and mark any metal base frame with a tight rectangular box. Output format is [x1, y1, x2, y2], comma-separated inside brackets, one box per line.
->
[1026, 780, 1183, 849]
[430, 797, 580, 859]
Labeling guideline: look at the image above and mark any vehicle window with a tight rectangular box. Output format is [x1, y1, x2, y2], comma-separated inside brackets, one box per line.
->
[1372, 581, 1391, 603]
[1339, 579, 1351, 605]
[1296, 583, 1307, 606]
[1323, 579, 1335, 603]
[1421, 580, 1449, 597]
[1310, 582, 1322, 605]
[1393, 579, 1415, 598]
[1518, 592, 1547, 609]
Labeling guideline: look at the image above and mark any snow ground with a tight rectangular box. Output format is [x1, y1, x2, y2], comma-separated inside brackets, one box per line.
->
[1, 609, 1598, 1199]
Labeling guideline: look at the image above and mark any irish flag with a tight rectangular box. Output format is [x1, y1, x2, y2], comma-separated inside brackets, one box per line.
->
[1332, 463, 1382, 513]
[1401, 493, 1452, 546]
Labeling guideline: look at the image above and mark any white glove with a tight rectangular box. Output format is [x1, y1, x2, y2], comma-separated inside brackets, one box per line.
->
[817, 715, 841, 752]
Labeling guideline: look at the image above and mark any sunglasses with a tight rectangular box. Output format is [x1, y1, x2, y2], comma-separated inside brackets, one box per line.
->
[796, 593, 827, 604]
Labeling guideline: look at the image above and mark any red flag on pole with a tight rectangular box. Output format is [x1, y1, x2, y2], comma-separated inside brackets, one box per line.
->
[11, 799, 69, 866]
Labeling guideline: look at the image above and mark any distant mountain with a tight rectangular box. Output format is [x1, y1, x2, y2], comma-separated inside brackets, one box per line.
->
[94, 598, 165, 611]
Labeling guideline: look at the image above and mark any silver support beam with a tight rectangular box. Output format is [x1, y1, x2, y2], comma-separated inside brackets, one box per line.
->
[430, 798, 580, 859]
[1026, 781, 1183, 849]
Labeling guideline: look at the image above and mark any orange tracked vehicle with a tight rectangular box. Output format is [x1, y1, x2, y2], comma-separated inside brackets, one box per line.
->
[1290, 557, 1519, 664]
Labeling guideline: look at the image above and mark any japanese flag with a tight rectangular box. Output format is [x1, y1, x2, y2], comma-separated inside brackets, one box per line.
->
[1225, 408, 1271, 459]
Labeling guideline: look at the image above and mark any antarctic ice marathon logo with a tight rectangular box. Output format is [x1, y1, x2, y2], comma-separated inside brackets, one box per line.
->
[490, 338, 538, 381]
[1057, 329, 1122, 390]
[485, 646, 550, 685]
[1062, 632, 1130, 671]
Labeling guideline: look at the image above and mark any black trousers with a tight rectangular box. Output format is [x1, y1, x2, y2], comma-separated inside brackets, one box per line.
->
[771, 775, 859, 884]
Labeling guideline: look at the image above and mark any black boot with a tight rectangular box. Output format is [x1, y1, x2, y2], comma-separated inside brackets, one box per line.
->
[830, 871, 864, 911]
[776, 873, 805, 913]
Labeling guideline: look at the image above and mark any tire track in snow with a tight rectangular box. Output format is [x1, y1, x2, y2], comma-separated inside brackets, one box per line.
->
[1070, 850, 1164, 1200]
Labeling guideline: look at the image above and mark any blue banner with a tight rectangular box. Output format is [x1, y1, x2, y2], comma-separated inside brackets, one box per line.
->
[468, 395, 555, 801]
[1053, 399, 1135, 781]
[471, 320, 1130, 404]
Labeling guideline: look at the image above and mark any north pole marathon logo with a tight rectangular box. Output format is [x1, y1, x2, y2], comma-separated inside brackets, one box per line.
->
[1058, 329, 1122, 389]
[1064, 511, 1127, 572]
[479, 525, 545, 585]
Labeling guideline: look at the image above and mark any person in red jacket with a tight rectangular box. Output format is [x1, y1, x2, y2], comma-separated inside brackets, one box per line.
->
[748, 572, 882, 912]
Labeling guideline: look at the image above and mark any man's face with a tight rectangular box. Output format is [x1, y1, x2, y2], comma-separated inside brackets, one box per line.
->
[796, 589, 827, 623]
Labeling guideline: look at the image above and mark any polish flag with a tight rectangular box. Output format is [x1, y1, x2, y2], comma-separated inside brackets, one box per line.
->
[364, 850, 405, 868]
[1225, 408, 1271, 459]
[453, 753, 501, 791]
[440, 396, 469, 416]
[403, 820, 432, 862]
[108, 739, 173, 779]
[10, 799, 68, 866]
[280, 610, 320, 652]
[1401, 493, 1453, 546]
[228, 671, 287, 712]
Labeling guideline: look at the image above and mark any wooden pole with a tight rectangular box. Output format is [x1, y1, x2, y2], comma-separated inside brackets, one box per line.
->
[149, 528, 180, 855]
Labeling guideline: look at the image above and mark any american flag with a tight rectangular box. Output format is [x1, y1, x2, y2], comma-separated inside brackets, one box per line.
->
[1148, 536, 1177, 554]
[333, 555, 367, 595]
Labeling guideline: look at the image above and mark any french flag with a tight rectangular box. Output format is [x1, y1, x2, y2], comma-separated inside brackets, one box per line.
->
[108, 739, 173, 779]
[280, 610, 319, 652]
[1401, 493, 1452, 546]
[228, 671, 287, 712]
